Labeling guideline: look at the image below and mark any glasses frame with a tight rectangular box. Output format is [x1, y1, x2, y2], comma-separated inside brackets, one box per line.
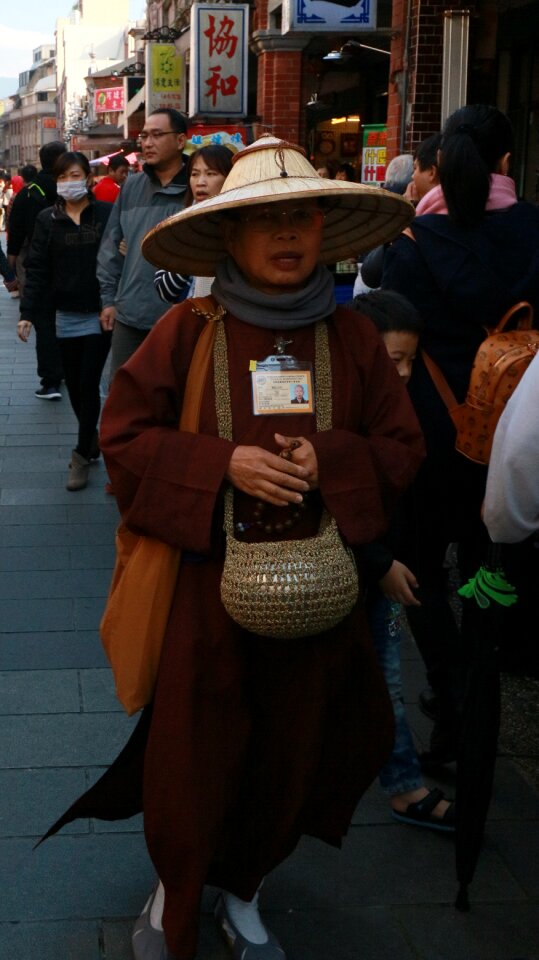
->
[237, 205, 326, 233]
[137, 130, 180, 143]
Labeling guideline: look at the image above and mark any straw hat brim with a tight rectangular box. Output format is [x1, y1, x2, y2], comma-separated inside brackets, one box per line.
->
[141, 176, 415, 277]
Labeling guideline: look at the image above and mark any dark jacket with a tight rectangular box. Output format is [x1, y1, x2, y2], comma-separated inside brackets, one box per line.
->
[359, 243, 387, 289]
[382, 202, 539, 454]
[21, 197, 112, 321]
[6, 171, 57, 258]
[0, 241, 15, 281]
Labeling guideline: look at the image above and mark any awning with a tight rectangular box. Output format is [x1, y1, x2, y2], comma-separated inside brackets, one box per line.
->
[33, 75, 56, 93]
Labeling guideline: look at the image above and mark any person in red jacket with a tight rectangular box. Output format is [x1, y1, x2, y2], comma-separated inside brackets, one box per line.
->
[93, 154, 129, 203]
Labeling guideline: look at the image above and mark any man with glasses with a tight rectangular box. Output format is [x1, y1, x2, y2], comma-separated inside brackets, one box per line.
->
[97, 108, 189, 376]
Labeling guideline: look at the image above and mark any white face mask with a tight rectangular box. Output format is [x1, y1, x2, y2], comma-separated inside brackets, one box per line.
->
[57, 180, 88, 202]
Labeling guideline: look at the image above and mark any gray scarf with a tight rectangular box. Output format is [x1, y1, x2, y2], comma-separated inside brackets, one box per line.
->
[211, 256, 336, 329]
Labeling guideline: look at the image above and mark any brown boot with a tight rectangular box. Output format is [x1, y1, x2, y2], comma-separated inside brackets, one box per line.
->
[66, 450, 90, 491]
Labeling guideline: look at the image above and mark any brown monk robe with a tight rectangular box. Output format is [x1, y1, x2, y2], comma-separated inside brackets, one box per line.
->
[44, 299, 425, 959]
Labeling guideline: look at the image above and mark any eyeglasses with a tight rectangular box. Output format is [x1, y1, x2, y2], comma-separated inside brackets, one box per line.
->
[238, 206, 325, 233]
[138, 130, 178, 143]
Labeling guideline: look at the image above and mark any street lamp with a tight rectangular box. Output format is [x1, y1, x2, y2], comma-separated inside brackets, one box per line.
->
[323, 41, 391, 61]
[142, 26, 185, 43]
[111, 62, 145, 77]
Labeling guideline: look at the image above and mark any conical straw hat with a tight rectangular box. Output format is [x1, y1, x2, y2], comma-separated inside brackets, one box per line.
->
[142, 134, 414, 276]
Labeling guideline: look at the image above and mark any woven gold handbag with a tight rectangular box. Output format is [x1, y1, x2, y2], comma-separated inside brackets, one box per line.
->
[215, 319, 359, 639]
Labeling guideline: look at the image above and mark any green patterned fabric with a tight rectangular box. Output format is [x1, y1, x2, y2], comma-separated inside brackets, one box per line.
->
[458, 566, 518, 609]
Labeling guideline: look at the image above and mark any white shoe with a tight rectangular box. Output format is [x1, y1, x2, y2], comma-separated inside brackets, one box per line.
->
[215, 893, 287, 960]
[132, 887, 177, 960]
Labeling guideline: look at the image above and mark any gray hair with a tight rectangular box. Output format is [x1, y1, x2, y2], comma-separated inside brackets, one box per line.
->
[384, 154, 413, 195]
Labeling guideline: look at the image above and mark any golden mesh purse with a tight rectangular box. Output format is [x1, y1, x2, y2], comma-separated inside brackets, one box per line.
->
[216, 319, 359, 639]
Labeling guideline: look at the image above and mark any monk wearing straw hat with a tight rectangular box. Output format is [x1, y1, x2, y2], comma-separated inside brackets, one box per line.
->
[46, 135, 424, 960]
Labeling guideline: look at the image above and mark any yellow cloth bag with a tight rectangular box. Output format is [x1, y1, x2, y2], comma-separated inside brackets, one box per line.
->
[100, 299, 221, 714]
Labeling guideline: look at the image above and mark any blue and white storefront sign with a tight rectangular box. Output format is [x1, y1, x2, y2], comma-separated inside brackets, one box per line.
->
[282, 0, 377, 34]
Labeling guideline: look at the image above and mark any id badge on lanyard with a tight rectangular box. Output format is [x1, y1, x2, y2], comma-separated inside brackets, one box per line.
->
[250, 336, 314, 417]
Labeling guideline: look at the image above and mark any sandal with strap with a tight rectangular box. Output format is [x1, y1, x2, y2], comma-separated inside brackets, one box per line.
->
[391, 787, 456, 833]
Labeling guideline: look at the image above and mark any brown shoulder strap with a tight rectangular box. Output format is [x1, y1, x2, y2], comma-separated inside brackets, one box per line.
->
[179, 296, 227, 433]
[421, 349, 458, 412]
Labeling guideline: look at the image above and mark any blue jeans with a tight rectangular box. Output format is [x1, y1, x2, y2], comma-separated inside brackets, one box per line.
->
[367, 589, 423, 797]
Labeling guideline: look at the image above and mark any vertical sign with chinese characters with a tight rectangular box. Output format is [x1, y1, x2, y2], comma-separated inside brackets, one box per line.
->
[190, 3, 249, 117]
[361, 124, 387, 185]
[145, 43, 183, 113]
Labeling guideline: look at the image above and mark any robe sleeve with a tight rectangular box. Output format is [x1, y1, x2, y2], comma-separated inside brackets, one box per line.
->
[99, 304, 236, 553]
[310, 326, 425, 546]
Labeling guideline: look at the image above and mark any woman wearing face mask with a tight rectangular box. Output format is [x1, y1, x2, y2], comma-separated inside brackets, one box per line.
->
[19, 151, 113, 491]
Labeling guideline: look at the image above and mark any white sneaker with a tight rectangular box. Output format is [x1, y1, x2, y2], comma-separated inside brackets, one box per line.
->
[215, 893, 287, 960]
[132, 887, 177, 960]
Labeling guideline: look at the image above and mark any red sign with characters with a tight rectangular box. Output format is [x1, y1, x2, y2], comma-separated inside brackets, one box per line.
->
[94, 87, 125, 114]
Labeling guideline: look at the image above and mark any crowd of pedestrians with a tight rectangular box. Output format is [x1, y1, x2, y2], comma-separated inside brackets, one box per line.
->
[381, 104, 539, 763]
[1, 102, 537, 960]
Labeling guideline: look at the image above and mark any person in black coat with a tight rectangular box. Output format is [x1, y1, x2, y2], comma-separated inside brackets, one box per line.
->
[7, 141, 66, 398]
[19, 151, 112, 491]
[0, 239, 17, 290]
[381, 105, 539, 764]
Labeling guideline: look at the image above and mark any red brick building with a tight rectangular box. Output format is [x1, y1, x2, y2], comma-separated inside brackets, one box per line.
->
[249, 0, 538, 198]
[149, 1, 539, 200]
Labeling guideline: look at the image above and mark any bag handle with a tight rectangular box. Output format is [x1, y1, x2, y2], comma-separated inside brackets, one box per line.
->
[423, 300, 535, 415]
[179, 296, 225, 433]
[494, 301, 533, 334]
[213, 318, 333, 534]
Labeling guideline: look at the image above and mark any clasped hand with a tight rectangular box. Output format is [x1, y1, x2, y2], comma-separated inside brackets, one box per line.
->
[226, 433, 318, 506]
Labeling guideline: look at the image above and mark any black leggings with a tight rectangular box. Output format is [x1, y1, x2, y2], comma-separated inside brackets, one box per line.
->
[59, 333, 111, 459]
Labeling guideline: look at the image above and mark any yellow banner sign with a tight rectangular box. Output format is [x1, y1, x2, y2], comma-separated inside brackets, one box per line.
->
[147, 43, 182, 111]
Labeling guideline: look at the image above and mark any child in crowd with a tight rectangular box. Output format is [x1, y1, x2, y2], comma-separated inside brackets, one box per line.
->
[349, 289, 455, 831]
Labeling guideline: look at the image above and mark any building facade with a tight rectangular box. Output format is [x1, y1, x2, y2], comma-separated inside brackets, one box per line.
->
[388, 0, 539, 200]
[3, 0, 536, 197]
[56, 0, 130, 143]
[6, 45, 57, 171]
[0, 100, 14, 174]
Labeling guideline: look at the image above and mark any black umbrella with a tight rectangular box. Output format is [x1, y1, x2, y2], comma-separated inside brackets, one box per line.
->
[454, 541, 518, 911]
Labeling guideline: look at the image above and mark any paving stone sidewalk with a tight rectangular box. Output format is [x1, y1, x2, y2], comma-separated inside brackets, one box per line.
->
[0, 279, 538, 960]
